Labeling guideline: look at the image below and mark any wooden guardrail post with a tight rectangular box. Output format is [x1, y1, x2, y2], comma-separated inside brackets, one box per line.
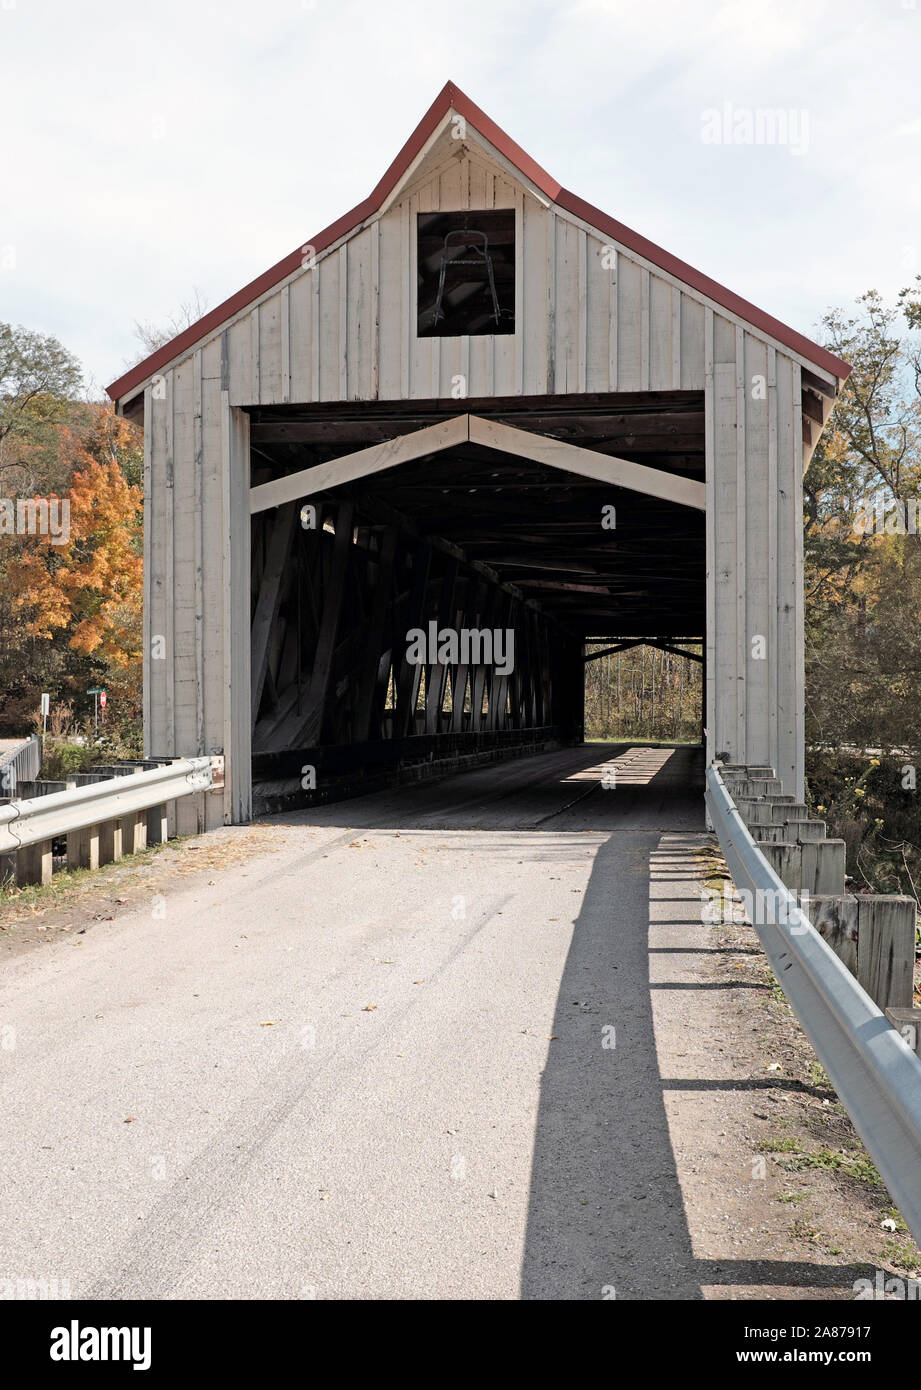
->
[146, 804, 169, 845]
[885, 1008, 921, 1057]
[120, 810, 147, 856]
[15, 840, 53, 886]
[67, 823, 101, 871]
[99, 818, 123, 864]
[802, 895, 916, 1010]
[758, 839, 846, 895]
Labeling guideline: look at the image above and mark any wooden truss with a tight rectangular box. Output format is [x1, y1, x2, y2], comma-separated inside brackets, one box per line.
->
[249, 414, 707, 515]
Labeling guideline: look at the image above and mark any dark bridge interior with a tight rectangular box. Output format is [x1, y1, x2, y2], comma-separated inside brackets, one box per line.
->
[247, 390, 705, 812]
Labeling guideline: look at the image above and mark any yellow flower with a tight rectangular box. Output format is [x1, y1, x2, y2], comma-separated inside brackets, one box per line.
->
[854, 787, 866, 797]
[870, 758, 880, 767]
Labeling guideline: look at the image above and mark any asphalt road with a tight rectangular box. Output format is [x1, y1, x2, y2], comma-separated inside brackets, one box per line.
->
[0, 742, 707, 1300]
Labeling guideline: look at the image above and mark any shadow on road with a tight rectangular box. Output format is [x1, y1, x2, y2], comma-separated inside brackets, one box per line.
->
[519, 831, 702, 1299]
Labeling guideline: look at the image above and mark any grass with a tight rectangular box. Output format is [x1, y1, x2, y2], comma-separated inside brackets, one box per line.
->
[883, 1239, 921, 1273]
[769, 979, 791, 1008]
[776, 1148, 883, 1185]
[756, 1136, 800, 1153]
[757, 1137, 883, 1185]
[790, 1218, 823, 1244]
[0, 840, 175, 911]
[808, 1060, 834, 1091]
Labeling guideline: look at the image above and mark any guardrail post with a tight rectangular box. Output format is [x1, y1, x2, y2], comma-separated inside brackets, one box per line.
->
[802, 894, 916, 1010]
[801, 895, 859, 974]
[737, 798, 807, 825]
[16, 839, 53, 887]
[857, 897, 916, 1010]
[146, 804, 169, 846]
[885, 1008, 921, 1057]
[757, 839, 845, 895]
[120, 810, 147, 856]
[99, 818, 123, 864]
[67, 823, 100, 871]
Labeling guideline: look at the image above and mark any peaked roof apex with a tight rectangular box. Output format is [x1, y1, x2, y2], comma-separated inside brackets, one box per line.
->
[106, 80, 850, 402]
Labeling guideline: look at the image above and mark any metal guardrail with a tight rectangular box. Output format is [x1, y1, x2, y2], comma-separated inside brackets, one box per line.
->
[0, 735, 41, 796]
[0, 758, 212, 854]
[706, 762, 921, 1245]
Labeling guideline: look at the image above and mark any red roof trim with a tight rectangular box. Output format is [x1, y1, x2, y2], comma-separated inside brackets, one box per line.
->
[107, 81, 850, 402]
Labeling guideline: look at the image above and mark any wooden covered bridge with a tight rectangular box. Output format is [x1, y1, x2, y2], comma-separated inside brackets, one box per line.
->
[107, 82, 850, 826]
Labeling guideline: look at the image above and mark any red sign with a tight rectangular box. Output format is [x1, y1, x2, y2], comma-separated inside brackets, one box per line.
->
[99, 691, 107, 709]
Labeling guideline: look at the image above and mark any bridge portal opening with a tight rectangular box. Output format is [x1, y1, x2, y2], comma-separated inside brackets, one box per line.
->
[247, 390, 705, 813]
[583, 638, 704, 744]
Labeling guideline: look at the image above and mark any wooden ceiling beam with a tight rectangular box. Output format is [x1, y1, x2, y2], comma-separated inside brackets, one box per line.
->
[250, 413, 707, 516]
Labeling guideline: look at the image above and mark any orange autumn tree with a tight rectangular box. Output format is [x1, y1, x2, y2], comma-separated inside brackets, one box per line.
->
[8, 404, 143, 721]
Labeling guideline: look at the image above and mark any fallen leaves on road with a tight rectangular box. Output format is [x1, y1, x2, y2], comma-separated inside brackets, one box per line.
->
[362, 1004, 377, 1012]
[0, 825, 288, 961]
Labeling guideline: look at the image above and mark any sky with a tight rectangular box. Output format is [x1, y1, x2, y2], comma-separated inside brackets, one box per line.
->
[1, 0, 919, 395]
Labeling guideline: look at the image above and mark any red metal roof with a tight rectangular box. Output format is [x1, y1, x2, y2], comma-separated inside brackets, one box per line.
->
[107, 81, 851, 402]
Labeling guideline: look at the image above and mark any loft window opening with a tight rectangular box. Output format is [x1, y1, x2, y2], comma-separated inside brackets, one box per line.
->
[417, 209, 515, 337]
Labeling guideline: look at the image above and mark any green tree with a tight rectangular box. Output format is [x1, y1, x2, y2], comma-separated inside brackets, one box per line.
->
[0, 322, 83, 494]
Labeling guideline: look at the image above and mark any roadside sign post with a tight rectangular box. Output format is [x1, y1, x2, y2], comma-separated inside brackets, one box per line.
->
[40, 692, 49, 740]
[87, 687, 105, 737]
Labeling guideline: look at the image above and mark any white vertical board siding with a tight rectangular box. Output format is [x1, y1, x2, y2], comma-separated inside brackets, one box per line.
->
[258, 292, 283, 404]
[224, 400, 252, 824]
[201, 339, 228, 775]
[615, 256, 643, 392]
[141, 385, 153, 757]
[553, 217, 580, 394]
[218, 154, 732, 408]
[648, 274, 673, 390]
[743, 331, 771, 766]
[522, 192, 550, 394]
[142, 350, 241, 823]
[288, 267, 313, 404]
[346, 231, 373, 400]
[170, 359, 198, 757]
[680, 296, 706, 389]
[790, 362, 806, 801]
[585, 234, 613, 393]
[146, 373, 173, 759]
[704, 322, 803, 794]
[207, 150, 822, 417]
[139, 142, 816, 818]
[703, 307, 716, 769]
[318, 249, 342, 401]
[710, 358, 739, 763]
